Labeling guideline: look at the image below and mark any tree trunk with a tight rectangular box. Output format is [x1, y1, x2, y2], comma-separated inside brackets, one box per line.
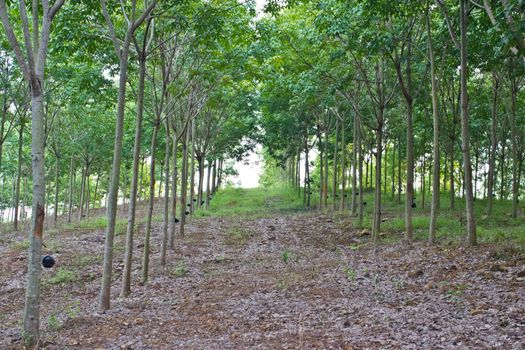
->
[160, 124, 171, 267]
[179, 122, 190, 237]
[78, 165, 86, 222]
[100, 33, 133, 311]
[142, 118, 159, 284]
[487, 72, 498, 215]
[189, 121, 196, 214]
[332, 116, 339, 211]
[339, 113, 346, 212]
[460, 0, 477, 245]
[13, 121, 24, 231]
[372, 122, 383, 239]
[384, 143, 388, 194]
[351, 113, 358, 215]
[427, 7, 440, 242]
[23, 84, 47, 347]
[205, 160, 212, 209]
[317, 125, 323, 209]
[53, 154, 59, 224]
[397, 137, 402, 204]
[168, 131, 178, 250]
[305, 136, 311, 207]
[121, 47, 147, 297]
[67, 160, 74, 224]
[357, 117, 364, 224]
[510, 77, 519, 218]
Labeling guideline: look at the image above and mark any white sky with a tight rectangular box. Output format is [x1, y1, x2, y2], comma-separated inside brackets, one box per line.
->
[255, 0, 266, 13]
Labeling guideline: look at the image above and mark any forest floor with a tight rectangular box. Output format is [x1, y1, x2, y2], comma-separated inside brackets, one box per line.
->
[1, 189, 525, 349]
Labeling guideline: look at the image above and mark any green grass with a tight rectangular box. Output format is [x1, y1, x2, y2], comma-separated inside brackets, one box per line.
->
[225, 225, 251, 245]
[62, 216, 127, 235]
[47, 268, 78, 285]
[345, 189, 525, 245]
[195, 185, 305, 218]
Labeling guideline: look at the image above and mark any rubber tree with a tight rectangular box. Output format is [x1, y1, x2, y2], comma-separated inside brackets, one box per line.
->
[99, 0, 157, 311]
[0, 0, 65, 345]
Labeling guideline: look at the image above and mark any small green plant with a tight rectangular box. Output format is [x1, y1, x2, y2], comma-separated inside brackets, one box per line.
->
[172, 262, 188, 278]
[344, 267, 357, 282]
[48, 268, 78, 285]
[48, 314, 60, 331]
[393, 279, 405, 290]
[65, 301, 81, 319]
[225, 225, 250, 245]
[282, 250, 290, 264]
[11, 238, 30, 251]
[348, 244, 360, 251]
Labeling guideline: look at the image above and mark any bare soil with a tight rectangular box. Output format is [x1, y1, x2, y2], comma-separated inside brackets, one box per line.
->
[1, 210, 525, 349]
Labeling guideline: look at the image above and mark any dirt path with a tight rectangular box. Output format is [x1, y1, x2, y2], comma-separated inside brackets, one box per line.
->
[1, 212, 525, 349]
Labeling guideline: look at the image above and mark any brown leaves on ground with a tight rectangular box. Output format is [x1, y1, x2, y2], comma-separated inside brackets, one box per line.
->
[1, 212, 524, 349]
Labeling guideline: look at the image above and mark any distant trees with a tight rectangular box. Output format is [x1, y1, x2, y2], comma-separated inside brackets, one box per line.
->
[258, 0, 525, 246]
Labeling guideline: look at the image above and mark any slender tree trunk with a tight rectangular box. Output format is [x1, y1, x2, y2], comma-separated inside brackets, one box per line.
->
[142, 118, 159, 284]
[397, 137, 402, 204]
[384, 143, 388, 194]
[510, 78, 519, 218]
[67, 161, 74, 224]
[13, 122, 24, 231]
[122, 166, 127, 213]
[78, 165, 86, 222]
[139, 159, 144, 203]
[332, 116, 339, 211]
[23, 82, 47, 346]
[157, 162, 163, 199]
[197, 156, 205, 209]
[372, 123, 383, 239]
[324, 123, 329, 207]
[305, 136, 311, 208]
[189, 121, 196, 214]
[487, 72, 498, 215]
[168, 131, 178, 250]
[391, 139, 396, 199]
[357, 117, 364, 224]
[317, 125, 323, 209]
[160, 124, 170, 267]
[121, 47, 147, 297]
[179, 122, 190, 237]
[53, 154, 59, 224]
[211, 159, 216, 195]
[339, 113, 346, 212]
[460, 0, 477, 245]
[500, 140, 506, 199]
[351, 113, 358, 215]
[93, 175, 99, 210]
[205, 160, 212, 209]
[427, 7, 440, 242]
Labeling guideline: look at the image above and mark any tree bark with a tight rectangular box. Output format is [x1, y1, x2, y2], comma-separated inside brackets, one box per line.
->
[487, 72, 498, 215]
[428, 6, 440, 242]
[13, 121, 24, 231]
[460, 0, 477, 245]
[160, 124, 170, 266]
[142, 118, 159, 284]
[179, 122, 190, 237]
[122, 40, 148, 297]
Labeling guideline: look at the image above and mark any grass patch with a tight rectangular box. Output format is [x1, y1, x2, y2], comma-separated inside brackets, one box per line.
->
[170, 261, 188, 278]
[346, 190, 525, 246]
[62, 216, 127, 235]
[196, 185, 305, 218]
[47, 268, 78, 285]
[225, 225, 251, 245]
[11, 238, 30, 251]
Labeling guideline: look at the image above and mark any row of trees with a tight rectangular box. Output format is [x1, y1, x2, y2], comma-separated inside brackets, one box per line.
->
[258, 0, 525, 243]
[0, 0, 257, 346]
